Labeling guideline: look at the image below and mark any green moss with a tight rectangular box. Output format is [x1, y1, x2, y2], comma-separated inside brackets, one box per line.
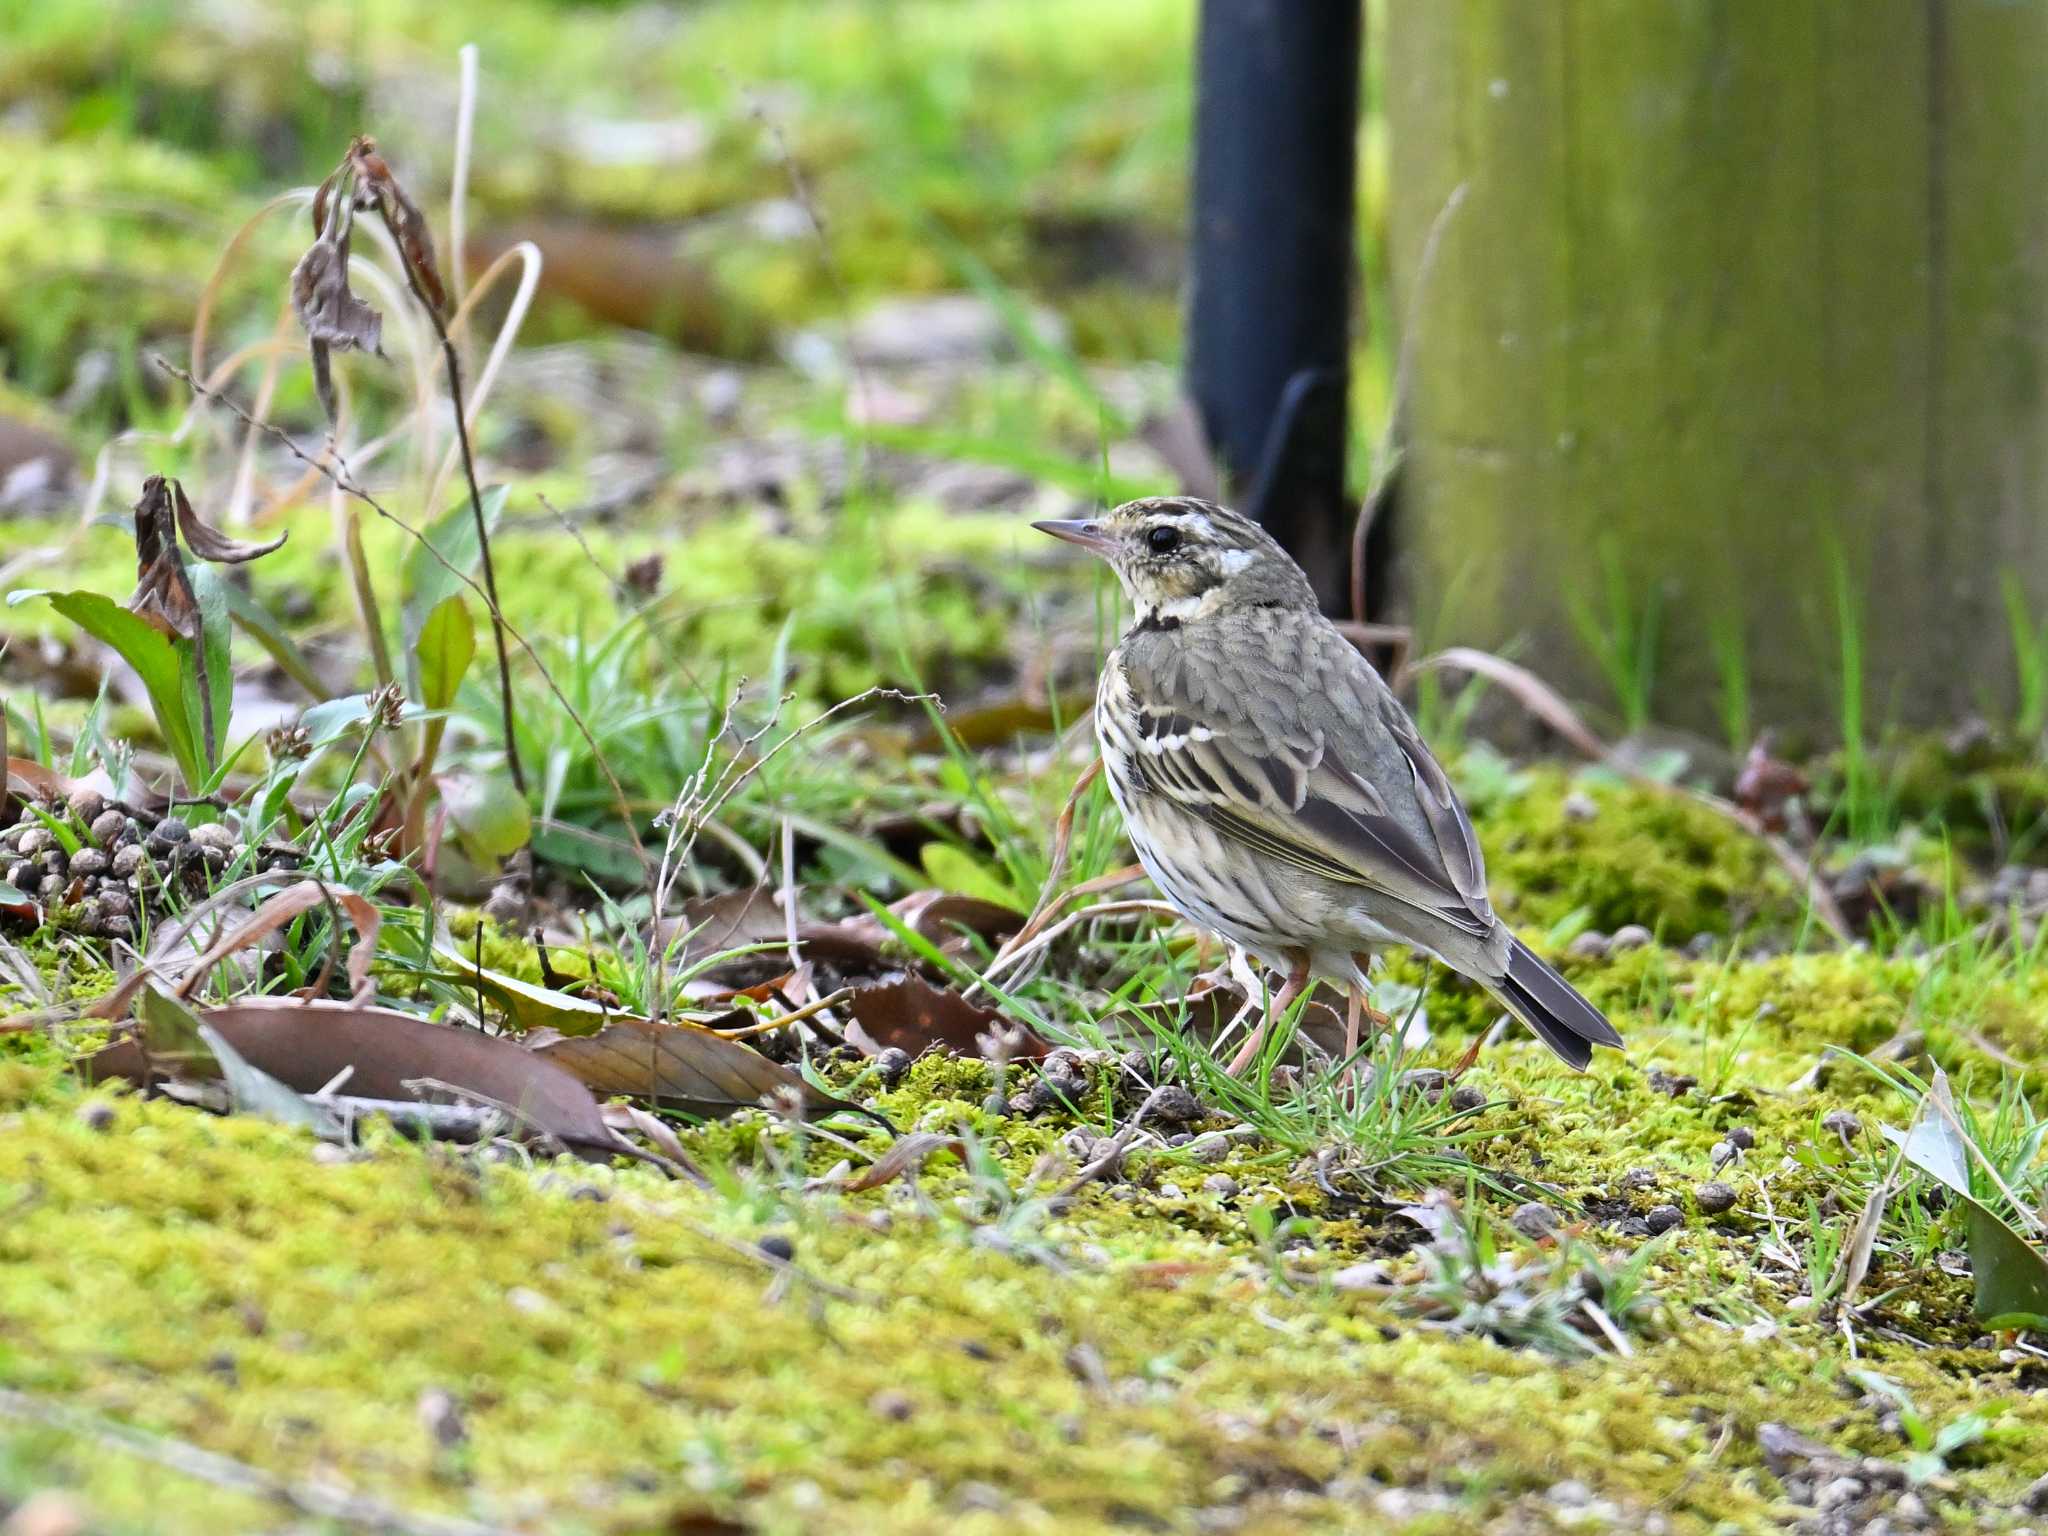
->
[1870, 730, 2048, 851]
[1470, 767, 1802, 941]
[2, 1040, 2041, 1535]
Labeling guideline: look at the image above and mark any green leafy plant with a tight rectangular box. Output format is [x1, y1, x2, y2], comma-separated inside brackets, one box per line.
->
[11, 476, 283, 793]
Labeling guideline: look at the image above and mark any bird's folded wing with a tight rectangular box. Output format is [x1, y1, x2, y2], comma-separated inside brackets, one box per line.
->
[1120, 674, 1493, 941]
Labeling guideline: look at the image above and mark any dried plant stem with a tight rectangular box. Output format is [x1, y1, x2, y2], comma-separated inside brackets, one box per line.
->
[401, 258, 526, 798]
[0, 1386, 511, 1536]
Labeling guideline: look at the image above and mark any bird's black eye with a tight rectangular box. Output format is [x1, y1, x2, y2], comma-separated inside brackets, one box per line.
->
[1145, 525, 1182, 555]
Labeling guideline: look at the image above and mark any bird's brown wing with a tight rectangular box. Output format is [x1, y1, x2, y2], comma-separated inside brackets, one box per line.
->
[1116, 618, 1496, 941]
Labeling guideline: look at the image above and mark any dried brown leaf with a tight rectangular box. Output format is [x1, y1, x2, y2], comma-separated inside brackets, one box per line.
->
[290, 184, 382, 425]
[172, 879, 379, 1005]
[532, 1014, 857, 1119]
[842, 972, 1046, 1058]
[349, 137, 447, 313]
[127, 475, 200, 641]
[1734, 737, 1808, 834]
[91, 998, 621, 1155]
[170, 479, 286, 564]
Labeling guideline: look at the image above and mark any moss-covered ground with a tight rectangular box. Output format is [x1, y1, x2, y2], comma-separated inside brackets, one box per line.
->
[6, 765, 2048, 1533]
[6, 2, 2048, 1531]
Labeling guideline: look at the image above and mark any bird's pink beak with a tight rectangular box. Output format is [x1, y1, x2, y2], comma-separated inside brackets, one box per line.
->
[1032, 518, 1114, 555]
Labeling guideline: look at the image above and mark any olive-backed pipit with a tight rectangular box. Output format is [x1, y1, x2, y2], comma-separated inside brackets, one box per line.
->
[1034, 497, 1623, 1074]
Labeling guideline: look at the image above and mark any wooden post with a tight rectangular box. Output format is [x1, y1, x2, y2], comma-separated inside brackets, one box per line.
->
[1385, 1, 2048, 737]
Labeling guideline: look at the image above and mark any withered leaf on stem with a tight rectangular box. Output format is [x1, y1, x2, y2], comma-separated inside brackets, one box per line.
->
[128, 475, 201, 642]
[348, 136, 447, 314]
[290, 175, 383, 426]
[170, 478, 286, 565]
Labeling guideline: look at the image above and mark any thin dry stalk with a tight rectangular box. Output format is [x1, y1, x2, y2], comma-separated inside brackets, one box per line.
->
[0, 1386, 512, 1536]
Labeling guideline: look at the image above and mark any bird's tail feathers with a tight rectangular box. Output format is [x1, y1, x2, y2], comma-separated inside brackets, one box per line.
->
[1491, 938, 1624, 1070]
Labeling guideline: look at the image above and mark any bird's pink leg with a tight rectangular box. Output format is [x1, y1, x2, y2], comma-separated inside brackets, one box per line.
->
[1341, 954, 1393, 1076]
[1225, 956, 1311, 1076]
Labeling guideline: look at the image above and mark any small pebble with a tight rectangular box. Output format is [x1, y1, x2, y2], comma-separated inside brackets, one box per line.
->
[188, 822, 237, 853]
[1608, 924, 1653, 952]
[1158, 1182, 1185, 1200]
[1695, 1180, 1738, 1215]
[2022, 1471, 2048, 1513]
[99, 915, 133, 943]
[416, 1386, 467, 1450]
[1821, 1109, 1861, 1141]
[1815, 1476, 1865, 1511]
[1647, 1068, 1698, 1098]
[97, 887, 131, 918]
[149, 816, 190, 848]
[1201, 1173, 1238, 1199]
[1184, 1132, 1231, 1164]
[1548, 1479, 1593, 1508]
[4, 860, 30, 891]
[66, 788, 105, 824]
[1644, 1204, 1685, 1234]
[1448, 1083, 1487, 1113]
[15, 827, 49, 858]
[1565, 930, 1610, 961]
[1710, 1140, 1739, 1172]
[67, 847, 108, 879]
[980, 1092, 1010, 1116]
[1399, 1068, 1447, 1097]
[75, 1100, 117, 1133]
[1144, 1084, 1205, 1126]
[88, 808, 126, 846]
[38, 873, 65, 899]
[1725, 1125, 1755, 1149]
[1511, 1201, 1561, 1240]
[874, 1046, 912, 1087]
[868, 1389, 914, 1421]
[111, 845, 146, 879]
[1561, 791, 1599, 823]
[757, 1234, 796, 1263]
[1621, 1167, 1658, 1190]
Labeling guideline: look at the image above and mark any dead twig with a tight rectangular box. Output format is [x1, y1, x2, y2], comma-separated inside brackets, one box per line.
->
[0, 1386, 513, 1536]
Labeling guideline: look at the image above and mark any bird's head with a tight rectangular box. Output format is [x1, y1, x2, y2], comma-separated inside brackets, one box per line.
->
[1032, 496, 1315, 626]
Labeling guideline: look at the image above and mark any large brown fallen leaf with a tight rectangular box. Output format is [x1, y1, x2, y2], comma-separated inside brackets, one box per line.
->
[842, 972, 1048, 1059]
[91, 998, 621, 1157]
[532, 1015, 862, 1120]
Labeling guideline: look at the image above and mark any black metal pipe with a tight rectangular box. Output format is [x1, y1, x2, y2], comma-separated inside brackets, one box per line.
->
[1187, 0, 1362, 612]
